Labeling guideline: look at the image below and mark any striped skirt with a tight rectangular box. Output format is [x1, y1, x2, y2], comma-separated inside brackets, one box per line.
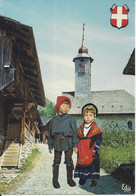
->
[74, 154, 100, 181]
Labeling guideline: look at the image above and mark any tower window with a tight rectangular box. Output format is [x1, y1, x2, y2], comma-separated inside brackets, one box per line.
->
[78, 64, 85, 74]
[79, 58, 85, 62]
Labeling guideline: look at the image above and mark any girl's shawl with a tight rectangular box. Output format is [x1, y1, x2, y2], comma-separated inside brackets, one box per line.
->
[76, 122, 101, 168]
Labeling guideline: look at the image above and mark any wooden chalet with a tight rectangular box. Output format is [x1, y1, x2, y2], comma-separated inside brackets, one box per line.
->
[0, 15, 45, 168]
[123, 49, 135, 75]
[40, 116, 53, 144]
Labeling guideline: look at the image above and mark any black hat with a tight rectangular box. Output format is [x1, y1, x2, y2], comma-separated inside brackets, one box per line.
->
[82, 103, 98, 117]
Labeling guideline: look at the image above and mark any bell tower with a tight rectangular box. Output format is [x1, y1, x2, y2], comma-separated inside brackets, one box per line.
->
[73, 24, 93, 97]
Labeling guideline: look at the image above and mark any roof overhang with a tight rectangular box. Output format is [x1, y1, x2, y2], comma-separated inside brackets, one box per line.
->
[73, 53, 93, 63]
[0, 15, 45, 107]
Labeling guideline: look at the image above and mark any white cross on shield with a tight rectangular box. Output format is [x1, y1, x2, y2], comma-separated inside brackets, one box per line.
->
[110, 4, 129, 29]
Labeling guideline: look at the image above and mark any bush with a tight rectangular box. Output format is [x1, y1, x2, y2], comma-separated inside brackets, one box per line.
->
[101, 124, 134, 148]
[100, 144, 135, 173]
[100, 124, 135, 173]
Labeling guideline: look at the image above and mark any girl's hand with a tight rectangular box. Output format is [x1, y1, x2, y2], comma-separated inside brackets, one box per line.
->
[92, 150, 96, 154]
[49, 149, 53, 153]
[92, 150, 96, 157]
[73, 147, 78, 153]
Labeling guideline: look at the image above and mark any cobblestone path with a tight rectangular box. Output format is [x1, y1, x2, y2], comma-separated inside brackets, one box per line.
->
[7, 144, 133, 195]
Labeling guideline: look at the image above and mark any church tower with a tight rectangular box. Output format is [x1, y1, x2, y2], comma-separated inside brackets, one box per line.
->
[73, 24, 93, 97]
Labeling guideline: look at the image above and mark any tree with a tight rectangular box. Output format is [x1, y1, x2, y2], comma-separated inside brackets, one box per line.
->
[38, 98, 55, 116]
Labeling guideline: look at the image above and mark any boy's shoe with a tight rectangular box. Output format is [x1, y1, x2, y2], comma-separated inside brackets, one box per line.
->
[53, 165, 60, 188]
[66, 165, 76, 187]
[79, 178, 86, 185]
[53, 180, 60, 188]
[90, 179, 98, 187]
[68, 179, 76, 187]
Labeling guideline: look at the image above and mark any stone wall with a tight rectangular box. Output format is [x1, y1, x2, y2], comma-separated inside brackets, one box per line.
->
[73, 114, 135, 131]
[19, 139, 35, 167]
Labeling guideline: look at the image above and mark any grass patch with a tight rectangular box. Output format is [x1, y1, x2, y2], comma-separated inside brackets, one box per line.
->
[0, 182, 7, 194]
[19, 147, 40, 173]
[0, 147, 40, 195]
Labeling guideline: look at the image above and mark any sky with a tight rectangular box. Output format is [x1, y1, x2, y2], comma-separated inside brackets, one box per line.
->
[0, 0, 135, 104]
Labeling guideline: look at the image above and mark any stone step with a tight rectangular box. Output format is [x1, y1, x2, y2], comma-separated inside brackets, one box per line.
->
[1, 162, 18, 167]
[4, 146, 20, 150]
[3, 151, 19, 155]
[4, 147, 19, 150]
[2, 158, 18, 162]
[5, 143, 19, 147]
[1, 141, 20, 168]
[0, 169, 19, 172]
[3, 150, 20, 154]
[2, 156, 19, 160]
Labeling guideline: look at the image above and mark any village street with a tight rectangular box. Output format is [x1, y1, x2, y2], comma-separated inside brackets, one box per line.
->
[6, 143, 132, 195]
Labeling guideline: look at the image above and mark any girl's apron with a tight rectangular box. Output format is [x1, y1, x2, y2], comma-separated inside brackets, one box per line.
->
[76, 122, 101, 167]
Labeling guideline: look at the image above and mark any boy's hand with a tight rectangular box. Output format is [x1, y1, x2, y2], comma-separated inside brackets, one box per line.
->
[49, 149, 53, 153]
[73, 147, 78, 153]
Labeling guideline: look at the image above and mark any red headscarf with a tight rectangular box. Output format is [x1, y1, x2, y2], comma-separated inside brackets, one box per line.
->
[56, 96, 71, 114]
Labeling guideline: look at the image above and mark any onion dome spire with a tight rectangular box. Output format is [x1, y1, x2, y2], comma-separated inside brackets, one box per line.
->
[73, 23, 93, 62]
[82, 23, 85, 47]
[78, 23, 88, 54]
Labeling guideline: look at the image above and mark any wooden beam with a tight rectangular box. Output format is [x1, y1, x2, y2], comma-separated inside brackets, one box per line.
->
[21, 112, 25, 145]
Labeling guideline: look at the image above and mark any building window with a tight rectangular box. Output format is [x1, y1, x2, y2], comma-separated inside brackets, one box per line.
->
[78, 64, 85, 74]
[128, 120, 132, 130]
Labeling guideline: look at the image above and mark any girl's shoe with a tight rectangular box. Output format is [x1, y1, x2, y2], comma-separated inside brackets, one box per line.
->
[79, 178, 86, 185]
[90, 179, 98, 187]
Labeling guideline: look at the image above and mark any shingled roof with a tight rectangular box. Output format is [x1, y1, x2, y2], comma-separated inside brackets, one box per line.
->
[63, 90, 135, 115]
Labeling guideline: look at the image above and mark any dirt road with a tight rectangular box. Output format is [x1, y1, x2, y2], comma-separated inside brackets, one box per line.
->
[6, 144, 133, 195]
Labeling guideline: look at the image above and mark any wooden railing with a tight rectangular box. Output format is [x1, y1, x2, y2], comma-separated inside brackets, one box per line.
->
[24, 123, 35, 143]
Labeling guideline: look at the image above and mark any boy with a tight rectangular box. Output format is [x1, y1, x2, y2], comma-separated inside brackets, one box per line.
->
[47, 96, 78, 189]
[74, 103, 102, 187]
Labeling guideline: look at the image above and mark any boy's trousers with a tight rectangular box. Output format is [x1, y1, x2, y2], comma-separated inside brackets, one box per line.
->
[52, 148, 76, 187]
[53, 148, 73, 167]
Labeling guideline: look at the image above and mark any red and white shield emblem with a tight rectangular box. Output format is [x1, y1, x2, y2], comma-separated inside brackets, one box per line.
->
[110, 4, 129, 29]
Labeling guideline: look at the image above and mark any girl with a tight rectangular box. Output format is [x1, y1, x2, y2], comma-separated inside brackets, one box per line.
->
[74, 103, 102, 187]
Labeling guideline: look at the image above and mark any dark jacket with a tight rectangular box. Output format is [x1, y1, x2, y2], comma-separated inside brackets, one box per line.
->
[47, 114, 79, 151]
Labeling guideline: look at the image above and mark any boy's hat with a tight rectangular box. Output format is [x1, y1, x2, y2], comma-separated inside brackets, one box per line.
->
[82, 103, 98, 117]
[56, 96, 71, 114]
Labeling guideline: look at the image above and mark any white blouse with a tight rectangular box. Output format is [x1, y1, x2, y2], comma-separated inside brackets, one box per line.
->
[83, 123, 92, 137]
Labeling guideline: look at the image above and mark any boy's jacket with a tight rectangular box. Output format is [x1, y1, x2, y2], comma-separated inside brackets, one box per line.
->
[48, 114, 79, 151]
